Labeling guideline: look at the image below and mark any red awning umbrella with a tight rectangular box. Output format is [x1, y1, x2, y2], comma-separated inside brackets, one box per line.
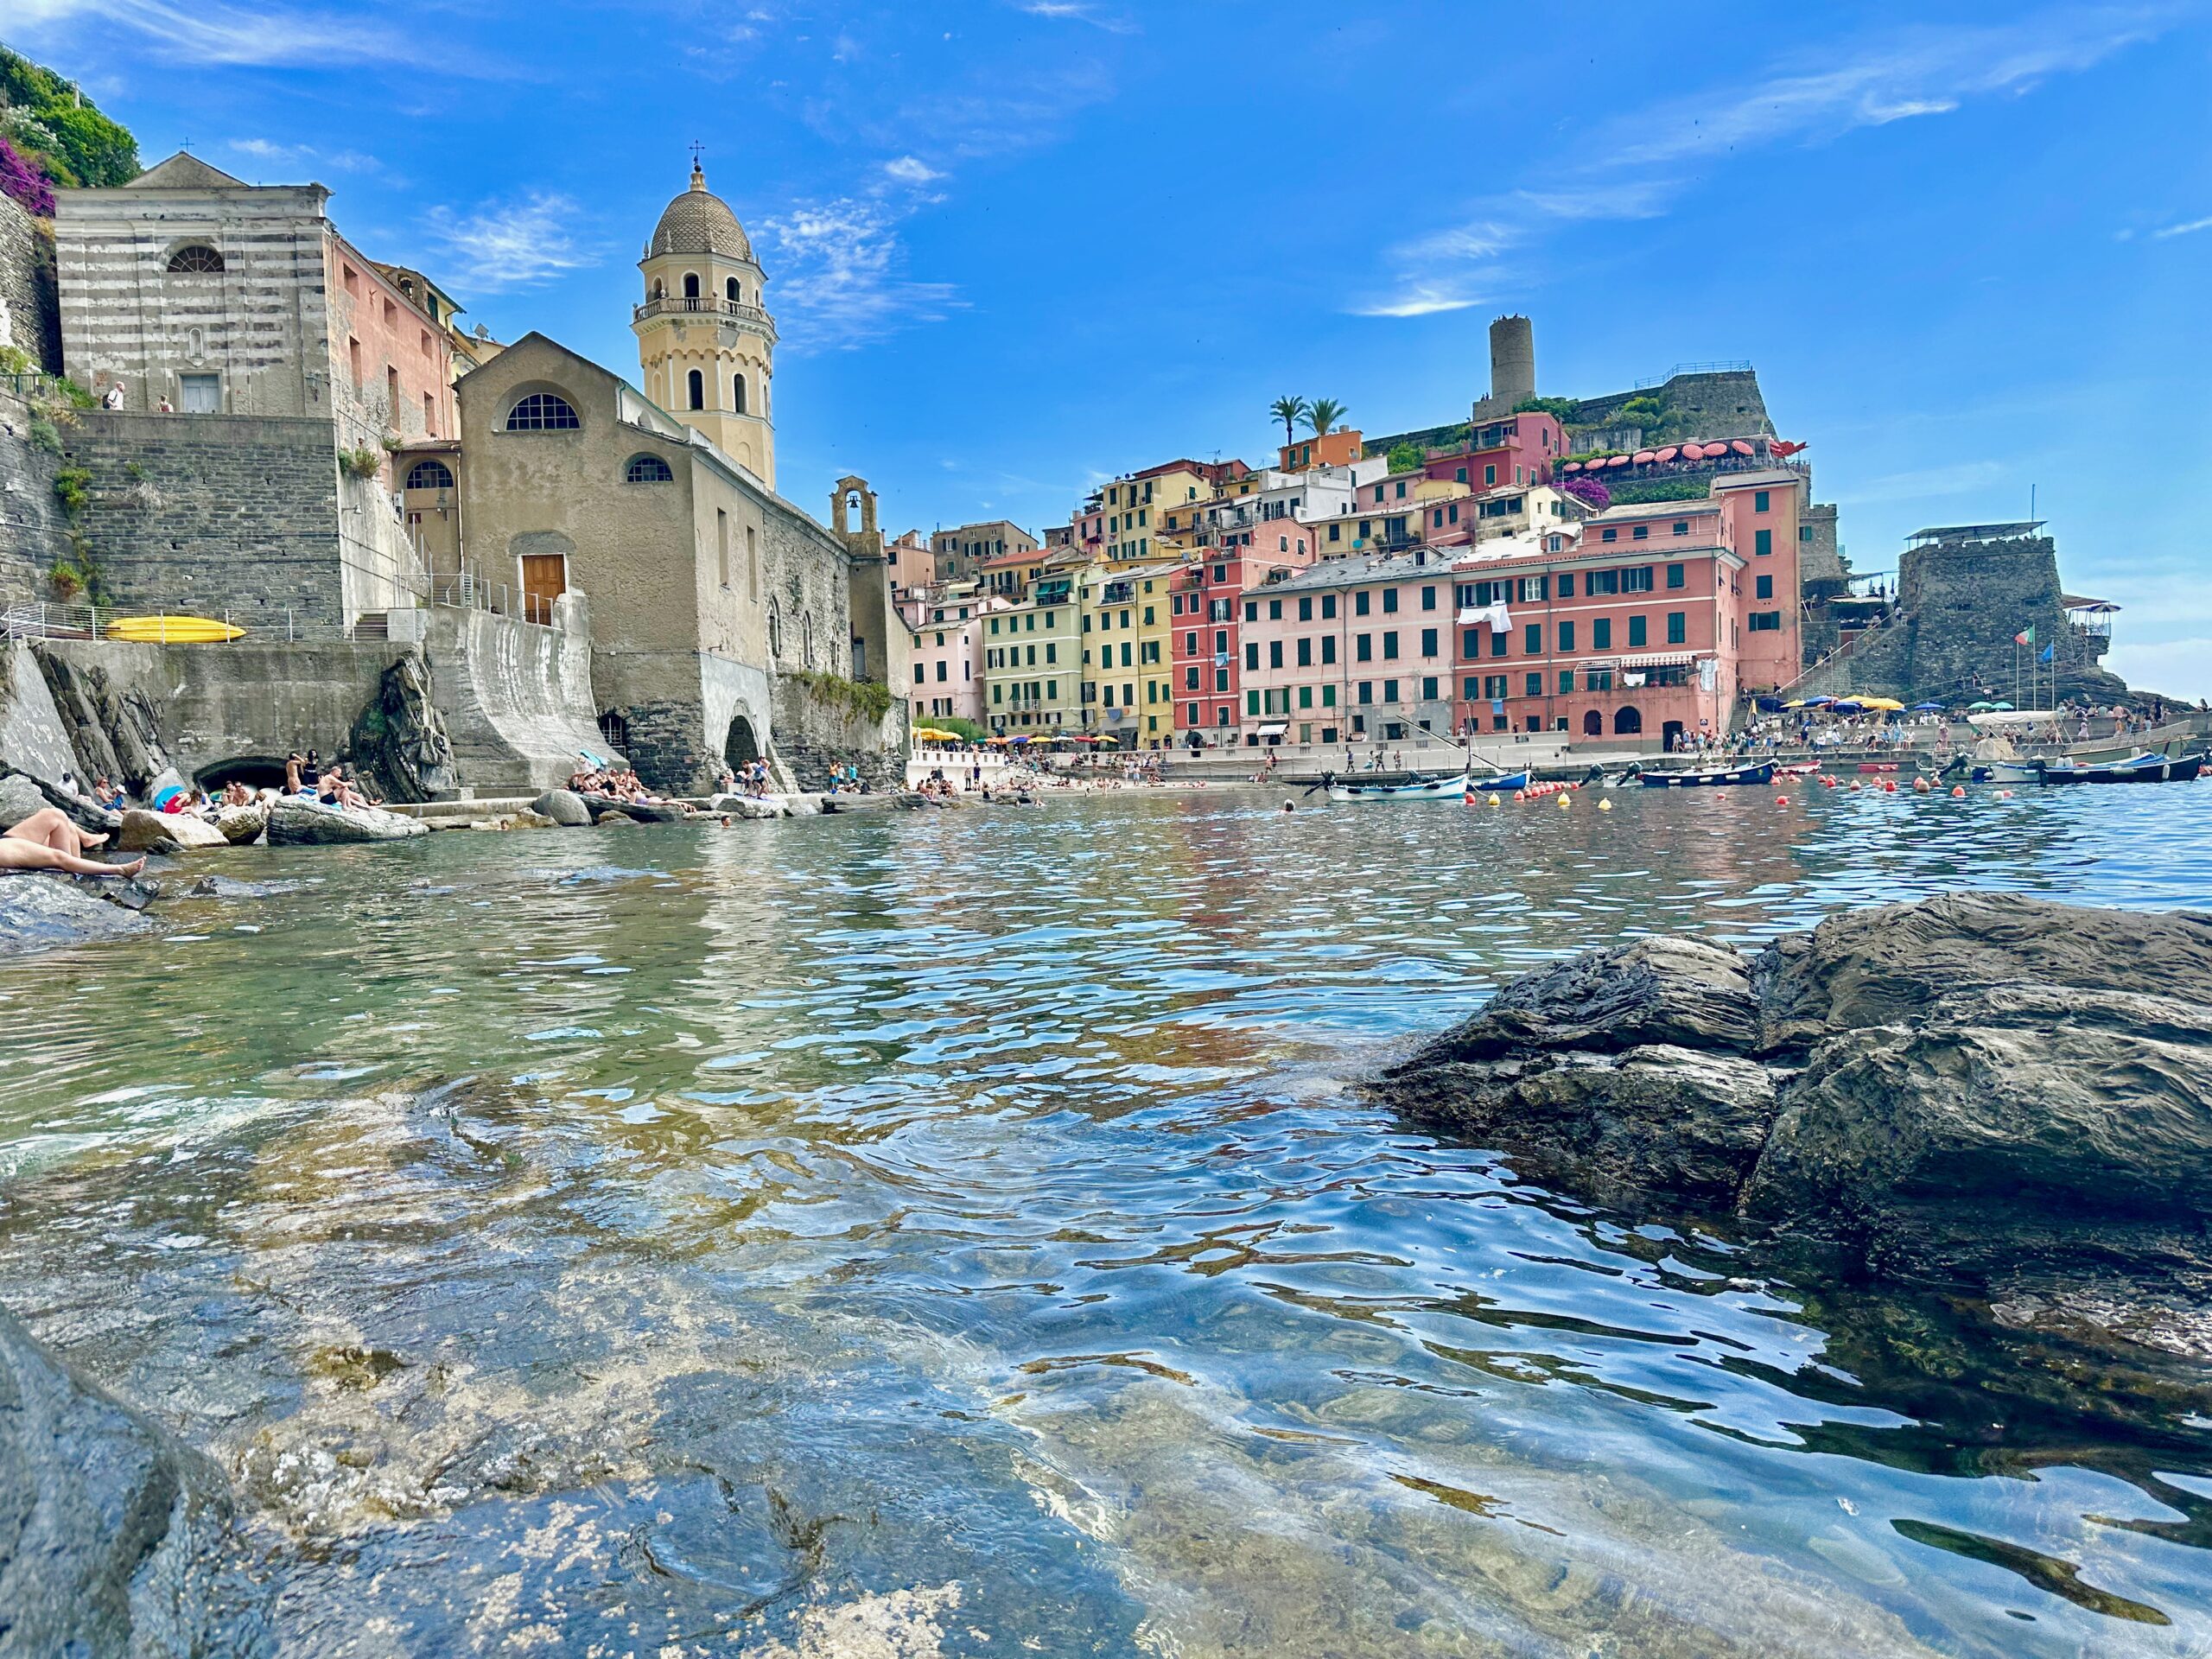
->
[1679, 442, 1705, 460]
[1561, 461, 1581, 473]
[1731, 439, 1755, 455]
[1655, 446, 1678, 462]
[1632, 450, 1656, 463]
[1607, 454, 1630, 467]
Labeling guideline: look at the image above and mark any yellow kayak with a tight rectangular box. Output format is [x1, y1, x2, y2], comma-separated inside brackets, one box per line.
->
[101, 614, 248, 644]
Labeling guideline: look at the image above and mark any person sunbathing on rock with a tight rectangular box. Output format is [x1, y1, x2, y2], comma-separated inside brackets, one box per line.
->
[0, 807, 143, 878]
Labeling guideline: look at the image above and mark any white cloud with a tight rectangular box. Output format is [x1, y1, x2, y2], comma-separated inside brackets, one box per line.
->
[8, 0, 426, 67]
[882, 156, 944, 186]
[2152, 214, 2212, 238]
[227, 137, 380, 175]
[1015, 0, 1138, 31]
[1356, 6, 2173, 320]
[422, 194, 595, 293]
[759, 197, 960, 351]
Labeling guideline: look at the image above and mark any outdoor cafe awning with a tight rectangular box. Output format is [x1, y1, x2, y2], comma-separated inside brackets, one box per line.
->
[1255, 722, 1289, 737]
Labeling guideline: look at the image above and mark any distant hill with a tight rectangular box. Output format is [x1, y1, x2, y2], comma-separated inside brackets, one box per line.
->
[0, 46, 138, 193]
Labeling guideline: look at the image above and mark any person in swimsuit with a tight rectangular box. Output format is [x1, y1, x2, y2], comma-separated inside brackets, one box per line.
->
[0, 808, 144, 877]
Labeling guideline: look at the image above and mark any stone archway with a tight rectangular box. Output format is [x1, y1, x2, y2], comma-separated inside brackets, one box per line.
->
[1582, 709, 1603, 737]
[724, 714, 762, 769]
[195, 754, 291, 791]
[1614, 706, 1643, 736]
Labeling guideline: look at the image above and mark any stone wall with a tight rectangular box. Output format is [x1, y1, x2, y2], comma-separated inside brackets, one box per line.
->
[61, 409, 346, 629]
[1803, 534, 2131, 706]
[1569, 369, 1776, 447]
[771, 674, 906, 791]
[0, 384, 67, 596]
[408, 596, 622, 794]
[760, 489, 854, 681]
[0, 195, 60, 371]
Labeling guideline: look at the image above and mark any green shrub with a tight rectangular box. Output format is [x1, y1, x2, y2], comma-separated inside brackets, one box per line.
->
[0, 48, 139, 188]
[927, 715, 986, 742]
[1510, 396, 1579, 422]
[340, 446, 386, 480]
[52, 465, 90, 515]
[791, 668, 893, 725]
[26, 414, 60, 454]
[1385, 442, 1425, 474]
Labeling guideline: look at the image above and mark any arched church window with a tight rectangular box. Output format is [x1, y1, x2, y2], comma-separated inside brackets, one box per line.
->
[505, 391, 581, 431]
[625, 453, 675, 483]
[167, 244, 225, 274]
[767, 601, 783, 658]
[725, 276, 741, 304]
[652, 278, 664, 300]
[404, 458, 454, 491]
[683, 272, 701, 299]
[733, 373, 747, 415]
[686, 369, 705, 410]
[800, 610, 817, 668]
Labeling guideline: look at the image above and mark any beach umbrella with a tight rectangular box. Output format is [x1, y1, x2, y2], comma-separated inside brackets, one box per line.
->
[1859, 697, 1906, 712]
[1967, 701, 1996, 712]
[1806, 695, 1837, 707]
[1783, 698, 1809, 709]
[1992, 702, 2014, 711]
[1912, 702, 1946, 712]
[1097, 736, 1120, 747]
[1829, 700, 1866, 714]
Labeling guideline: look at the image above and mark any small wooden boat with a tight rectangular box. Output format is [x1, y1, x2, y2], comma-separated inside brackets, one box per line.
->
[1638, 761, 1777, 789]
[1328, 772, 1468, 802]
[1467, 771, 1529, 795]
[2037, 753, 2203, 786]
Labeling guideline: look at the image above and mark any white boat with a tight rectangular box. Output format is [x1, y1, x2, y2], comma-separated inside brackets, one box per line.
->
[1327, 772, 1469, 803]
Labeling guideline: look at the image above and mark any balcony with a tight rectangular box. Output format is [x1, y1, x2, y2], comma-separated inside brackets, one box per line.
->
[632, 296, 775, 331]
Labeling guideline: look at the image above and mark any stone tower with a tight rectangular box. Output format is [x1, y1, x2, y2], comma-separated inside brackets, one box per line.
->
[633, 160, 777, 488]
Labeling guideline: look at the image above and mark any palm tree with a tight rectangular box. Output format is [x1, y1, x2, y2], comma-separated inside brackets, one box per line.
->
[1269, 396, 1308, 446]
[1306, 397, 1347, 436]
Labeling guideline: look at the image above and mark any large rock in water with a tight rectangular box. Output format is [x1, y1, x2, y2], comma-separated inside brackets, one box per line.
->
[0, 1306, 257, 1656]
[265, 797, 429, 846]
[115, 808, 227, 854]
[0, 872, 150, 954]
[530, 788, 592, 827]
[1374, 893, 2212, 1301]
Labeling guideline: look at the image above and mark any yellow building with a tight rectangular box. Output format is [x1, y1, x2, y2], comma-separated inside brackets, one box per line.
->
[1098, 461, 1224, 561]
[1084, 560, 1178, 744]
[983, 568, 1082, 733]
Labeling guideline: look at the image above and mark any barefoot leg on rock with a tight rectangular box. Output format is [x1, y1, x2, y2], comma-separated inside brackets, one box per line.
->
[0, 837, 142, 878]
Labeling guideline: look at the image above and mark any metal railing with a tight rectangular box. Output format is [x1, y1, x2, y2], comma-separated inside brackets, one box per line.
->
[1632, 360, 1755, 390]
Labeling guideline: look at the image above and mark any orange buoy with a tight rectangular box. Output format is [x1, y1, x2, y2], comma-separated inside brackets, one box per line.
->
[1950, 785, 1966, 798]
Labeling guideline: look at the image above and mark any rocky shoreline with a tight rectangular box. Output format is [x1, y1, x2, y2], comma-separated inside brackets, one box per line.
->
[1371, 893, 2212, 1358]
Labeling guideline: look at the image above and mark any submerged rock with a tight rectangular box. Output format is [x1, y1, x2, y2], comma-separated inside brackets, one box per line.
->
[0, 1306, 259, 1655]
[0, 871, 151, 953]
[266, 798, 429, 846]
[1375, 894, 2212, 1332]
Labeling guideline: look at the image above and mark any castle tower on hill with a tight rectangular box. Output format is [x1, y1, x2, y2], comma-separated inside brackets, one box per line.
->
[632, 160, 777, 489]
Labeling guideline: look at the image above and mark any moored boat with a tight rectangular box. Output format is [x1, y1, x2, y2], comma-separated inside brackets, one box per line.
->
[2037, 753, 2203, 786]
[1327, 772, 1469, 802]
[1637, 761, 1777, 789]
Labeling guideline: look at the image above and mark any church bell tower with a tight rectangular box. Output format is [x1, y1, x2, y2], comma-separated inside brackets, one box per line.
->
[633, 157, 777, 488]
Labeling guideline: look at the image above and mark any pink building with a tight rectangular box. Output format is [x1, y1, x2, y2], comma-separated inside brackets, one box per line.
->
[1421, 412, 1564, 494]
[1448, 468, 1807, 748]
[905, 591, 1004, 725]
[1236, 547, 1461, 747]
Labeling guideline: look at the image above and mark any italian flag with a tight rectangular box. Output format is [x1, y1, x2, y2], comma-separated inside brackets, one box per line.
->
[2013, 626, 2036, 645]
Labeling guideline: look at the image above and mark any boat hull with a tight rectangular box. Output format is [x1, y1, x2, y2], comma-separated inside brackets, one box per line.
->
[1328, 773, 1469, 802]
[2038, 754, 2203, 785]
[1638, 762, 1777, 789]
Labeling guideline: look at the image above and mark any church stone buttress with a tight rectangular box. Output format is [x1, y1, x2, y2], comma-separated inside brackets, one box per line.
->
[632, 160, 777, 489]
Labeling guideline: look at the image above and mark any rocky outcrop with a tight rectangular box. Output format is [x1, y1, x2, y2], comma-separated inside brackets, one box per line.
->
[215, 804, 266, 845]
[0, 1306, 256, 1656]
[0, 764, 120, 838]
[32, 644, 173, 798]
[265, 798, 429, 846]
[530, 788, 592, 827]
[345, 648, 457, 804]
[0, 872, 152, 953]
[1375, 894, 2212, 1306]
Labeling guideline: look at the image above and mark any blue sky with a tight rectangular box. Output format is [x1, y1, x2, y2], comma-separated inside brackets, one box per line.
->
[13, 0, 2212, 695]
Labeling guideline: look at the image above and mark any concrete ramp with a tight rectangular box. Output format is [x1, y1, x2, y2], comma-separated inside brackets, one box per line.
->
[419, 607, 620, 794]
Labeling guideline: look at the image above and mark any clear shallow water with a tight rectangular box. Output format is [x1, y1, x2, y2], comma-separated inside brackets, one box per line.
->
[3, 783, 2210, 1656]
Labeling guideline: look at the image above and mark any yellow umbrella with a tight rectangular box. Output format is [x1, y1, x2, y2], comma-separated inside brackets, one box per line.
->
[1859, 697, 1906, 712]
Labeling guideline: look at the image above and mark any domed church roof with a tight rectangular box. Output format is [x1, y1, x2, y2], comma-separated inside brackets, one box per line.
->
[649, 162, 753, 263]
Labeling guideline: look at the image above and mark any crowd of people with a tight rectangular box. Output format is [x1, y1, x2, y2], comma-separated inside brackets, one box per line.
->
[568, 764, 668, 804]
[711, 758, 773, 800]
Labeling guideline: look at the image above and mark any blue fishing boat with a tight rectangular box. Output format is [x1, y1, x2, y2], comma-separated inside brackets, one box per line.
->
[1637, 760, 1777, 789]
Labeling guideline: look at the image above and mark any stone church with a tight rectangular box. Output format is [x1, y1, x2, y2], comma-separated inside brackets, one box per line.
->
[453, 162, 903, 793]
